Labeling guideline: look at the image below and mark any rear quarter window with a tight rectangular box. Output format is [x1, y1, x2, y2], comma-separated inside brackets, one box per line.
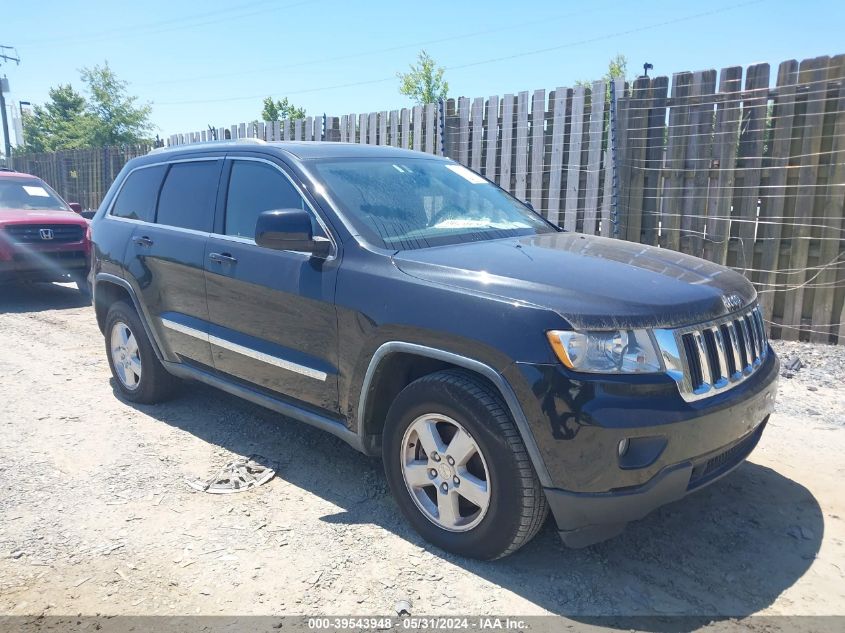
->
[110, 165, 167, 222]
[156, 161, 220, 232]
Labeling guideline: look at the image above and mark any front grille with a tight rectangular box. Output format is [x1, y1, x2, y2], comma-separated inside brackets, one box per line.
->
[675, 304, 768, 401]
[4, 224, 85, 243]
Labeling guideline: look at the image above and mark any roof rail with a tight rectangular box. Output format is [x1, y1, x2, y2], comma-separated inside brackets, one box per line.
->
[0, 167, 16, 172]
[149, 138, 267, 155]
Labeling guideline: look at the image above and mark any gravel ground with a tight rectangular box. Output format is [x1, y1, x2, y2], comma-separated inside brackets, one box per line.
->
[1, 282, 844, 626]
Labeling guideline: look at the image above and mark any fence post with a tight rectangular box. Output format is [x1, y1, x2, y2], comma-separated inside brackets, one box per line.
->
[437, 99, 445, 156]
[609, 79, 620, 238]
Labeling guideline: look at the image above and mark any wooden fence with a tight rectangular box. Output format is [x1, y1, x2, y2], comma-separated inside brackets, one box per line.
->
[10, 145, 152, 211]
[13, 53, 845, 344]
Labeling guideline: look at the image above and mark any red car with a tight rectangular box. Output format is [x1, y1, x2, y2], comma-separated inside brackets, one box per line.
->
[0, 168, 91, 295]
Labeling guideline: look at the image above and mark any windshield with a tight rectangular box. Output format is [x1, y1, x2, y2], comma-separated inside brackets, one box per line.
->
[310, 158, 557, 249]
[0, 178, 69, 212]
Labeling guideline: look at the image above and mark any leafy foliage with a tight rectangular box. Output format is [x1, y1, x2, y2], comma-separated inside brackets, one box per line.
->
[17, 62, 153, 153]
[397, 50, 449, 105]
[20, 84, 93, 153]
[81, 62, 154, 146]
[261, 96, 306, 121]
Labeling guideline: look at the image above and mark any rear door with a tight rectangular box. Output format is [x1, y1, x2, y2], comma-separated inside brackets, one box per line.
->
[126, 158, 223, 368]
[204, 156, 341, 415]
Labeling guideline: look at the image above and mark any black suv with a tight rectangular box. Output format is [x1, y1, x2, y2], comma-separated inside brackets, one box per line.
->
[90, 140, 778, 560]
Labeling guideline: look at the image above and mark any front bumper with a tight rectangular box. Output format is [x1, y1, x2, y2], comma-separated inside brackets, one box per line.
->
[0, 250, 88, 283]
[505, 347, 779, 547]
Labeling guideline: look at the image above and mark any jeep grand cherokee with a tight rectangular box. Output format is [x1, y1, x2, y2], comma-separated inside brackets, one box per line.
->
[90, 140, 778, 560]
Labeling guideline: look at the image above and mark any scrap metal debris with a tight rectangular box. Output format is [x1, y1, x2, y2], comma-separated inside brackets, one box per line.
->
[782, 356, 804, 379]
[186, 455, 275, 494]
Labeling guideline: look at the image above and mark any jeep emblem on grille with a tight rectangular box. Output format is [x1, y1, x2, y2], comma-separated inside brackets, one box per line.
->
[722, 293, 743, 312]
[39, 228, 54, 240]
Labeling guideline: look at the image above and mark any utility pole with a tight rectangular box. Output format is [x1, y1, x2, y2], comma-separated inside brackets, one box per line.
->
[0, 46, 22, 160]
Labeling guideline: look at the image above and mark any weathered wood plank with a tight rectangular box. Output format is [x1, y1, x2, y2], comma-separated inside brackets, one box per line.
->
[619, 77, 651, 242]
[530, 89, 546, 214]
[731, 63, 770, 270]
[389, 110, 399, 147]
[514, 91, 530, 200]
[425, 103, 436, 154]
[781, 56, 832, 340]
[368, 112, 377, 144]
[358, 114, 367, 144]
[546, 87, 569, 226]
[347, 114, 356, 143]
[457, 97, 470, 164]
[640, 76, 669, 246]
[563, 85, 585, 231]
[582, 80, 606, 235]
[282, 119, 291, 141]
[499, 95, 516, 191]
[471, 97, 484, 172]
[484, 96, 499, 180]
[340, 115, 348, 142]
[680, 70, 717, 256]
[379, 111, 388, 146]
[400, 108, 410, 149]
[706, 66, 743, 264]
[413, 105, 423, 152]
[661, 72, 693, 251]
[810, 55, 845, 343]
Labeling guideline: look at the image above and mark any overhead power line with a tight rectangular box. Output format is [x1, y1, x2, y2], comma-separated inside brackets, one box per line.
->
[155, 0, 765, 107]
[15, 0, 314, 47]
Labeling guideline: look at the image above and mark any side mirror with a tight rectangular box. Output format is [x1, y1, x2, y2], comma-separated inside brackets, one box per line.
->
[255, 209, 331, 258]
[68, 202, 83, 214]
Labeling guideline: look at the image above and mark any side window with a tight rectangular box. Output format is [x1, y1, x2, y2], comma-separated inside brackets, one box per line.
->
[156, 161, 219, 232]
[110, 165, 166, 222]
[224, 160, 307, 239]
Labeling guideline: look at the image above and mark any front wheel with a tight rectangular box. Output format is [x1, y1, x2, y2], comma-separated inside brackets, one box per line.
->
[383, 370, 548, 559]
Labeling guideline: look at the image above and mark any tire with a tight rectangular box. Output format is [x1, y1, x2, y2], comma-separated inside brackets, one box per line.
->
[383, 369, 548, 560]
[104, 300, 178, 404]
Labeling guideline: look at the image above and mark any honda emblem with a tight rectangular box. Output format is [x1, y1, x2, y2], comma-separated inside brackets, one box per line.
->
[39, 228, 54, 240]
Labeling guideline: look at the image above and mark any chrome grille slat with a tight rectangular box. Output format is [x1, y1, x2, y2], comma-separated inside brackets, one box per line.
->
[661, 304, 768, 402]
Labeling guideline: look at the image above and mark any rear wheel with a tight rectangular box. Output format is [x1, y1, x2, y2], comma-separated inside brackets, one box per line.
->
[383, 369, 548, 559]
[104, 301, 178, 403]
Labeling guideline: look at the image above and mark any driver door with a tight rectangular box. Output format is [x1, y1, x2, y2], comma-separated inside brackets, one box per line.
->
[204, 156, 340, 416]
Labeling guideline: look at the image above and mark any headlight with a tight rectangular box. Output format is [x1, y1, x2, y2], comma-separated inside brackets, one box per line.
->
[546, 329, 663, 374]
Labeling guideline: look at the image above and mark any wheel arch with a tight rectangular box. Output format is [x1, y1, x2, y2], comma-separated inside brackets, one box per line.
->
[358, 342, 553, 488]
[94, 273, 164, 360]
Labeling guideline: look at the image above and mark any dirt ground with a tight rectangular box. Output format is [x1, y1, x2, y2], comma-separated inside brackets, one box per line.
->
[1, 282, 844, 625]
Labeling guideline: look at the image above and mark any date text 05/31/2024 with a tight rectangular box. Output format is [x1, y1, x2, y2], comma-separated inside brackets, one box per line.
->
[307, 617, 528, 630]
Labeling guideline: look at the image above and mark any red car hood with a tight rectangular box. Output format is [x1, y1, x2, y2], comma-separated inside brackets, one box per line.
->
[0, 209, 88, 225]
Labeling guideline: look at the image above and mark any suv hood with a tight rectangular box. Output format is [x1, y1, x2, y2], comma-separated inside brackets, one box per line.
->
[392, 232, 756, 330]
[0, 209, 87, 225]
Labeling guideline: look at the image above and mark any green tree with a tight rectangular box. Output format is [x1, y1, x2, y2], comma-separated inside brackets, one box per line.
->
[397, 50, 448, 105]
[577, 54, 628, 90]
[261, 96, 306, 121]
[19, 84, 94, 153]
[80, 62, 154, 146]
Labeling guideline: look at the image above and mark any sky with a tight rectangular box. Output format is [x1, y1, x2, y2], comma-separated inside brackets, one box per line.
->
[2, 0, 844, 145]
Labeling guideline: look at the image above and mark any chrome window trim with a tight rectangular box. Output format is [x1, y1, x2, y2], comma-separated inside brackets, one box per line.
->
[104, 154, 338, 259]
[160, 317, 327, 382]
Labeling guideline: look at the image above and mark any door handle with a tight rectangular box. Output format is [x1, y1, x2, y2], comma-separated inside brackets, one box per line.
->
[209, 252, 237, 264]
[133, 235, 153, 247]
